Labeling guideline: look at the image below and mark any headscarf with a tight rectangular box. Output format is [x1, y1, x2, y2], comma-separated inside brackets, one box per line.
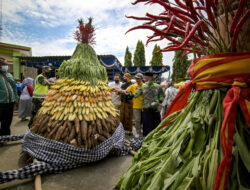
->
[21, 77, 34, 90]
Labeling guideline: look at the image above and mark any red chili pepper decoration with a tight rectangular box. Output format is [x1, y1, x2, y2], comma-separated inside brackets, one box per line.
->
[185, 22, 191, 38]
[205, 0, 217, 28]
[125, 15, 152, 21]
[150, 0, 192, 17]
[175, 12, 193, 23]
[230, 0, 246, 36]
[125, 25, 168, 36]
[231, 9, 250, 51]
[146, 13, 171, 22]
[175, 0, 188, 9]
[126, 0, 249, 57]
[131, 0, 148, 5]
[146, 36, 164, 45]
[164, 20, 206, 51]
[213, 0, 219, 6]
[164, 36, 182, 45]
[181, 50, 193, 59]
[165, 15, 175, 33]
[187, 0, 199, 22]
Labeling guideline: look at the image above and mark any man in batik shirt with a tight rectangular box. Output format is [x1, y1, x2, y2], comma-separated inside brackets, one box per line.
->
[128, 72, 164, 137]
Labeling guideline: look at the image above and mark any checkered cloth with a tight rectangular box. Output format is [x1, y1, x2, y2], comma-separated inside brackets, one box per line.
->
[120, 136, 144, 155]
[22, 123, 125, 165]
[0, 134, 24, 143]
[0, 161, 80, 184]
[0, 124, 144, 184]
[1, 123, 126, 184]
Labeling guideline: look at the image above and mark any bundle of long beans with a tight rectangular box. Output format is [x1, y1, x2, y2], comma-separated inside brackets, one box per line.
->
[116, 1, 250, 189]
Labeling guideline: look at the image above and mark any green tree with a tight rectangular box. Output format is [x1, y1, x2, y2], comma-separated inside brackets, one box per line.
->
[171, 50, 191, 82]
[150, 44, 163, 66]
[133, 40, 146, 66]
[124, 46, 132, 67]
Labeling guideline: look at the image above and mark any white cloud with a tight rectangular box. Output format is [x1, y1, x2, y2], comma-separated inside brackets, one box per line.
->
[2, 0, 36, 23]
[2, 0, 175, 71]
[2, 28, 75, 56]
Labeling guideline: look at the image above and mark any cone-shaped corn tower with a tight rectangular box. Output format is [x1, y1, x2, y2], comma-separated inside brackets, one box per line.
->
[30, 18, 120, 149]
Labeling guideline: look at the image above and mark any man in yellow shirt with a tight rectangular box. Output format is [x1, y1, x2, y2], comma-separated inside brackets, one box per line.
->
[126, 73, 144, 137]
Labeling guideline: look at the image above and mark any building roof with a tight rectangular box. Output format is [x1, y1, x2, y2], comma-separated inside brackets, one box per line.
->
[17, 55, 170, 75]
[17, 55, 122, 71]
[0, 42, 32, 56]
[122, 65, 170, 74]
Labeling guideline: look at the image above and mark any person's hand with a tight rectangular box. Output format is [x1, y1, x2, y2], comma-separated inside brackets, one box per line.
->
[114, 88, 121, 93]
[124, 90, 130, 95]
[47, 82, 54, 86]
[151, 102, 158, 108]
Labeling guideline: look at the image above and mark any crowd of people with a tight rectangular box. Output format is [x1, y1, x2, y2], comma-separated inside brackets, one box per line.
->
[0, 57, 55, 137]
[109, 72, 178, 138]
[0, 56, 178, 139]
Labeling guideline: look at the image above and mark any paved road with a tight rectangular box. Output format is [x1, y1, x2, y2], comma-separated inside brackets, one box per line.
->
[0, 114, 132, 190]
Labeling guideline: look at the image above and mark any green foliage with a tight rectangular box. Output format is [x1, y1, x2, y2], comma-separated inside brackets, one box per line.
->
[171, 50, 191, 82]
[133, 40, 146, 66]
[58, 43, 107, 85]
[124, 46, 132, 67]
[150, 44, 163, 66]
[116, 89, 228, 190]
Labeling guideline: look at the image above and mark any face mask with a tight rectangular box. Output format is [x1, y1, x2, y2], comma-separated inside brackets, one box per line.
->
[45, 72, 51, 77]
[1, 66, 8, 72]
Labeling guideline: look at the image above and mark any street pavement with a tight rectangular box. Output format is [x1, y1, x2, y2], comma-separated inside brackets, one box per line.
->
[0, 113, 132, 190]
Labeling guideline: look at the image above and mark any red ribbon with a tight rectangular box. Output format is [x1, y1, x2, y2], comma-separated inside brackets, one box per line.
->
[214, 79, 250, 190]
[160, 51, 250, 189]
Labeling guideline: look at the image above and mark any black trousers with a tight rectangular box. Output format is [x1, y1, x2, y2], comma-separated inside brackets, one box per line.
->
[28, 98, 44, 128]
[142, 108, 161, 137]
[0, 102, 14, 136]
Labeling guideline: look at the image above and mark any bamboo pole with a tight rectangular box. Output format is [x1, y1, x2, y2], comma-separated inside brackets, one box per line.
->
[125, 140, 137, 156]
[129, 150, 137, 156]
[33, 159, 42, 190]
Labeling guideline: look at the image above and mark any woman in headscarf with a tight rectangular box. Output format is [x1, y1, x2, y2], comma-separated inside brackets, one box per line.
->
[18, 77, 33, 121]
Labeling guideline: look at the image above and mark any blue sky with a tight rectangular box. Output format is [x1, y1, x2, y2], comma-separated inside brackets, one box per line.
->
[2, 0, 175, 70]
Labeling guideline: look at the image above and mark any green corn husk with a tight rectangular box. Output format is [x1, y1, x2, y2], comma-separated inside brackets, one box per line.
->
[116, 88, 250, 190]
[58, 43, 107, 85]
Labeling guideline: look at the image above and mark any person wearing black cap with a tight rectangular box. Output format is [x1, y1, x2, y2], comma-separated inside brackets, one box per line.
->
[124, 73, 145, 137]
[129, 72, 164, 137]
[28, 66, 53, 127]
[116, 73, 134, 135]
[0, 57, 18, 136]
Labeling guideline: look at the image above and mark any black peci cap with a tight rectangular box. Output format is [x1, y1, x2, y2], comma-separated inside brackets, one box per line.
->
[144, 72, 153, 77]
